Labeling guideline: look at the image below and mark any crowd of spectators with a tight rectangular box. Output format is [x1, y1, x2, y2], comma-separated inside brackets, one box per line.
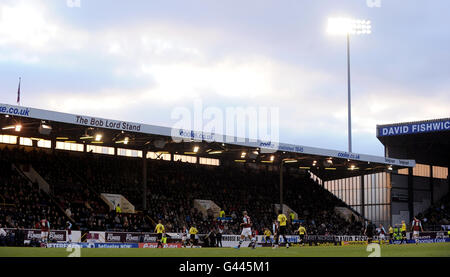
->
[416, 193, 450, 230]
[0, 158, 67, 230]
[143, 160, 363, 235]
[1, 145, 363, 236]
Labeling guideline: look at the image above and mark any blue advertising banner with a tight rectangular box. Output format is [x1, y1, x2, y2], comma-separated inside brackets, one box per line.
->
[389, 238, 450, 244]
[46, 242, 139, 248]
[378, 119, 450, 137]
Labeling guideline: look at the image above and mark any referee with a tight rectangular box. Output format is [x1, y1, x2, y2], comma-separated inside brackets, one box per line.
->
[364, 221, 376, 244]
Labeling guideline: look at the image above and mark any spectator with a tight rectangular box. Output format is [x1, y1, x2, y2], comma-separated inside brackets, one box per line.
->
[116, 204, 122, 214]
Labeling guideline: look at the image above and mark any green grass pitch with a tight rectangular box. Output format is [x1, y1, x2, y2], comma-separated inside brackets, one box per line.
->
[1, 243, 450, 257]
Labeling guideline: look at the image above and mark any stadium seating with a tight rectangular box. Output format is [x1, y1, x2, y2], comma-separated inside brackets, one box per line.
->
[416, 194, 450, 230]
[0, 145, 363, 235]
[0, 159, 67, 230]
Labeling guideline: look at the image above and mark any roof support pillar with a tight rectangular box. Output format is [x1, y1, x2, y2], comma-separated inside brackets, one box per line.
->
[408, 167, 414, 221]
[279, 161, 284, 214]
[430, 165, 434, 204]
[360, 174, 365, 219]
[142, 150, 147, 210]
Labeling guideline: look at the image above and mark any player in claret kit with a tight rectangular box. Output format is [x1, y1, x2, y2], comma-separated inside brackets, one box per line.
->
[66, 221, 72, 243]
[39, 216, 50, 244]
[234, 211, 256, 249]
[181, 225, 189, 247]
[378, 224, 387, 244]
[411, 217, 424, 245]
[272, 219, 279, 248]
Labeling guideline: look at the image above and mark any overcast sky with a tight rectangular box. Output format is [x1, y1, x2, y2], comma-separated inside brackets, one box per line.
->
[0, 0, 449, 156]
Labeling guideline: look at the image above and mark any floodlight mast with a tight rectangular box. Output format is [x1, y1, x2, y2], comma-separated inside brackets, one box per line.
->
[327, 18, 371, 153]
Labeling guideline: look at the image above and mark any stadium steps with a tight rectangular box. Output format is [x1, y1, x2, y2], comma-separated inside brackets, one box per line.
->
[194, 199, 221, 218]
[14, 164, 51, 193]
[273, 203, 298, 219]
[12, 163, 76, 225]
[100, 192, 136, 213]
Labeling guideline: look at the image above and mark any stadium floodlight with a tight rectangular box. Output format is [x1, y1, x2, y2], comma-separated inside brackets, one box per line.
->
[39, 123, 52, 135]
[95, 134, 102, 141]
[327, 17, 372, 153]
[327, 17, 371, 36]
[124, 137, 129, 145]
[270, 155, 275, 162]
[1, 125, 15, 130]
[284, 159, 298, 163]
[14, 124, 22, 132]
[193, 146, 199, 153]
[241, 152, 247, 158]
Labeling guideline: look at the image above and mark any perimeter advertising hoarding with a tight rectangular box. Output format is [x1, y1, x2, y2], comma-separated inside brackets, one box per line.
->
[46, 242, 139, 248]
[103, 231, 181, 243]
[4, 228, 70, 242]
[138, 243, 182, 248]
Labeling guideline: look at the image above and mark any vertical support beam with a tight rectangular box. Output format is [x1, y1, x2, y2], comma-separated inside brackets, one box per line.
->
[408, 167, 414, 222]
[142, 150, 147, 210]
[430, 165, 434, 204]
[51, 136, 56, 154]
[360, 175, 365, 219]
[347, 33, 352, 153]
[279, 161, 284, 214]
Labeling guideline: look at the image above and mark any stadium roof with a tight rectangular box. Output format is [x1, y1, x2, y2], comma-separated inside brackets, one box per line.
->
[0, 103, 415, 181]
[377, 118, 450, 167]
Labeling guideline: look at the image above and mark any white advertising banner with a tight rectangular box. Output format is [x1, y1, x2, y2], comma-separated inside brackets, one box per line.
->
[0, 103, 415, 167]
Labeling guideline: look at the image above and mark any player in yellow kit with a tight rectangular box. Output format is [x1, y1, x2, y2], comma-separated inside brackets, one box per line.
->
[154, 220, 165, 248]
[189, 225, 198, 246]
[295, 224, 307, 246]
[400, 220, 407, 244]
[389, 225, 394, 244]
[277, 210, 289, 248]
[263, 228, 272, 245]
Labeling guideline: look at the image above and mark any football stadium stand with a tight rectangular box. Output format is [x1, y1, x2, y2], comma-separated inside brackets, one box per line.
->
[5, 103, 448, 247]
[1, 146, 363, 235]
[377, 118, 449, 229]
